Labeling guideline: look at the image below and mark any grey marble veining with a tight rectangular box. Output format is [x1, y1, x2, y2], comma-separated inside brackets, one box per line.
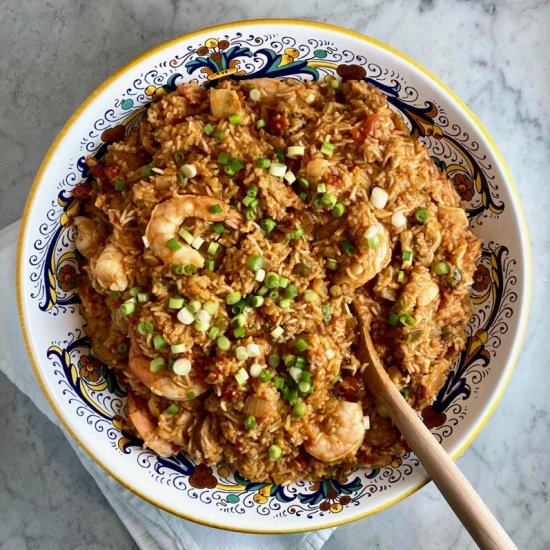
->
[1, 0, 549, 548]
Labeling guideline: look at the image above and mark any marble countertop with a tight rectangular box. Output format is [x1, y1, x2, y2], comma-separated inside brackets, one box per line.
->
[1, 0, 549, 548]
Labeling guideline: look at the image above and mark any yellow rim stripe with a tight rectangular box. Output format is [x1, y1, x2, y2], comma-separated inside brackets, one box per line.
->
[16, 18, 532, 533]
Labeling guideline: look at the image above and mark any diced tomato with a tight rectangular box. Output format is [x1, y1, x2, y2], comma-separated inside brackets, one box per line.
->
[71, 181, 94, 200]
[104, 165, 120, 183]
[269, 113, 288, 136]
[352, 113, 381, 144]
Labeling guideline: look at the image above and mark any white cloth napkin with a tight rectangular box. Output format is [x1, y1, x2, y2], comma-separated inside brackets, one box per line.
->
[0, 220, 335, 550]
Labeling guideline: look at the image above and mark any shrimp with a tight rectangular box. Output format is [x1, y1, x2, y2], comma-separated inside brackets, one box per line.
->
[127, 391, 178, 457]
[73, 216, 103, 259]
[128, 344, 208, 401]
[90, 243, 129, 291]
[336, 203, 391, 289]
[247, 78, 290, 98]
[210, 88, 241, 119]
[145, 195, 244, 268]
[304, 400, 365, 463]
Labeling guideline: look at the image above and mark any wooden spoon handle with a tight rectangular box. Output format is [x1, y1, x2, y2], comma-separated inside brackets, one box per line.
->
[353, 308, 516, 549]
[380, 381, 516, 550]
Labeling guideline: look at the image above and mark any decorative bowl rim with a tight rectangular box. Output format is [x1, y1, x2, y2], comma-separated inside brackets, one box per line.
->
[16, 18, 532, 533]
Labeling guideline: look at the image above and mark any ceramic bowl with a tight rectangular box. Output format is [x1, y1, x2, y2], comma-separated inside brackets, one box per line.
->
[17, 20, 531, 533]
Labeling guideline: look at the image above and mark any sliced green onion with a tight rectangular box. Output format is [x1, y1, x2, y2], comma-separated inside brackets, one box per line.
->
[149, 357, 165, 372]
[206, 242, 219, 256]
[242, 196, 255, 207]
[181, 164, 197, 178]
[178, 227, 194, 245]
[295, 356, 307, 369]
[244, 208, 256, 221]
[137, 292, 150, 303]
[185, 391, 196, 400]
[226, 291, 241, 305]
[194, 320, 209, 332]
[174, 150, 185, 165]
[256, 157, 271, 169]
[235, 345, 249, 361]
[340, 239, 355, 255]
[322, 303, 332, 323]
[273, 376, 285, 390]
[141, 165, 153, 177]
[250, 295, 264, 307]
[326, 258, 338, 271]
[212, 222, 225, 234]
[203, 301, 218, 315]
[172, 358, 191, 376]
[268, 352, 281, 368]
[397, 270, 406, 283]
[435, 261, 450, 275]
[300, 370, 313, 382]
[283, 170, 296, 184]
[330, 78, 341, 89]
[295, 338, 309, 352]
[129, 286, 142, 297]
[316, 183, 327, 193]
[153, 334, 168, 351]
[287, 145, 305, 158]
[116, 342, 128, 353]
[172, 264, 186, 276]
[258, 285, 269, 296]
[271, 326, 284, 339]
[298, 381, 311, 393]
[228, 113, 241, 125]
[400, 387, 410, 399]
[191, 236, 204, 250]
[298, 177, 310, 190]
[256, 118, 266, 129]
[265, 272, 280, 289]
[204, 259, 215, 271]
[292, 401, 305, 418]
[137, 321, 153, 335]
[276, 149, 285, 162]
[244, 415, 257, 430]
[183, 264, 197, 275]
[269, 444, 282, 461]
[249, 363, 263, 377]
[414, 208, 430, 223]
[321, 141, 334, 156]
[212, 129, 225, 139]
[108, 291, 121, 299]
[232, 300, 246, 314]
[399, 314, 416, 328]
[171, 343, 186, 354]
[177, 172, 186, 185]
[208, 326, 220, 340]
[235, 367, 249, 385]
[285, 354, 297, 368]
[187, 300, 201, 314]
[260, 369, 273, 383]
[249, 88, 261, 101]
[268, 289, 279, 300]
[203, 122, 214, 135]
[114, 180, 126, 192]
[260, 218, 276, 234]
[167, 238, 181, 252]
[304, 291, 318, 303]
[255, 269, 266, 283]
[278, 276, 289, 289]
[285, 284, 298, 299]
[120, 301, 136, 316]
[246, 255, 264, 272]
[218, 152, 231, 165]
[210, 204, 222, 214]
[247, 184, 258, 198]
[331, 202, 345, 218]
[279, 298, 291, 309]
[177, 307, 194, 325]
[320, 192, 337, 208]
[232, 313, 246, 327]
[402, 249, 412, 262]
[329, 285, 341, 297]
[269, 162, 287, 178]
[216, 335, 231, 351]
[169, 295, 185, 309]
[233, 326, 245, 338]
[388, 312, 400, 326]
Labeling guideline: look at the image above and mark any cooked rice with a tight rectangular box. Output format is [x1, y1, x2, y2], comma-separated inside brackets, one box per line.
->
[74, 77, 481, 483]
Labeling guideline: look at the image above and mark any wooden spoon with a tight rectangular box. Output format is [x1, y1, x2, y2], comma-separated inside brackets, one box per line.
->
[352, 301, 516, 550]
